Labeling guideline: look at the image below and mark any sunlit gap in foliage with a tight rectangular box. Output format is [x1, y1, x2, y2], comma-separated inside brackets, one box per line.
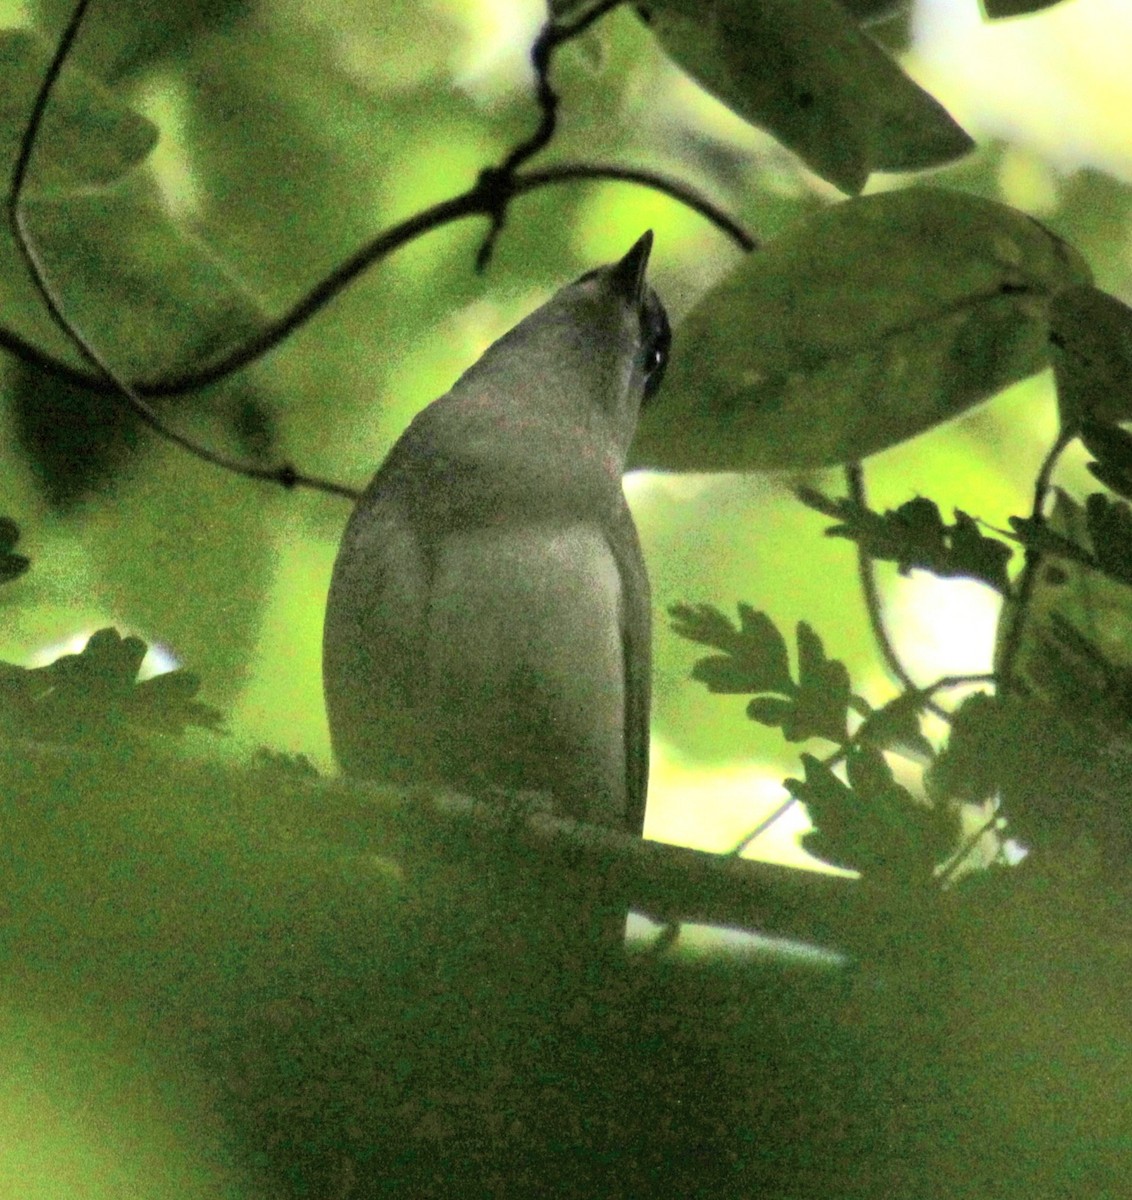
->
[28, 628, 180, 680]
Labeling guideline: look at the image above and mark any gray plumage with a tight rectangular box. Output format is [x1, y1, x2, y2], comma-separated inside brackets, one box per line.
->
[323, 232, 669, 844]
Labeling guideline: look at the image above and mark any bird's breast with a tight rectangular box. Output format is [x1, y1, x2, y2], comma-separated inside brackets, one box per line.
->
[425, 522, 628, 826]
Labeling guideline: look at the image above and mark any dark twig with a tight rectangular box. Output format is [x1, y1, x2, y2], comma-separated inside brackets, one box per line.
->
[844, 463, 949, 717]
[7, 0, 360, 499]
[995, 425, 1074, 692]
[6, 0, 754, 498]
[2, 163, 754, 399]
[475, 0, 625, 269]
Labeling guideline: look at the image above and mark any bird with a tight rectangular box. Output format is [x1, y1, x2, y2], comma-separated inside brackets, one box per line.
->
[322, 231, 670, 962]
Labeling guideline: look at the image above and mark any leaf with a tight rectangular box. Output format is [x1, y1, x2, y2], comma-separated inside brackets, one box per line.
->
[632, 188, 1091, 471]
[1080, 420, 1132, 503]
[928, 687, 1132, 857]
[798, 487, 1013, 592]
[983, 0, 1072, 16]
[671, 605, 855, 743]
[1049, 285, 1132, 428]
[788, 749, 955, 879]
[0, 28, 157, 198]
[787, 622, 851, 743]
[857, 692, 935, 763]
[1009, 489, 1132, 590]
[0, 627, 224, 743]
[637, 0, 970, 194]
[999, 488, 1132, 742]
[0, 515, 30, 584]
[0, 176, 266, 378]
[669, 602, 793, 693]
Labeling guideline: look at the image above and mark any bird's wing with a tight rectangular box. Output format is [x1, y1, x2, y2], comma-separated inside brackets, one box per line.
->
[323, 479, 433, 781]
[610, 494, 652, 838]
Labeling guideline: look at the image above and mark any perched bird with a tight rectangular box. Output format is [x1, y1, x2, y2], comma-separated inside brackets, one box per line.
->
[322, 232, 669, 957]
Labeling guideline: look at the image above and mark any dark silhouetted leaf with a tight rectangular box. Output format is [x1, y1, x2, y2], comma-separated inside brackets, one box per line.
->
[1010, 489, 1132, 589]
[983, 0, 1072, 17]
[669, 602, 793, 693]
[1079, 420, 1132, 503]
[0, 516, 30, 584]
[857, 692, 935, 763]
[799, 487, 1013, 592]
[633, 189, 1090, 471]
[1050, 285, 1132, 428]
[671, 605, 855, 743]
[0, 626, 223, 743]
[788, 748, 955, 878]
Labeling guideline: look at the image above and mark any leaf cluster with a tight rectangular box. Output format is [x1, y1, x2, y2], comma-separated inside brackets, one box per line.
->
[0, 626, 223, 745]
[798, 489, 1013, 593]
[670, 603, 956, 882]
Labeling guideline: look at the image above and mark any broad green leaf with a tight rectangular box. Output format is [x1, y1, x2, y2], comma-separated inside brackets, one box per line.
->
[0, 28, 157, 198]
[983, 0, 1070, 17]
[0, 177, 265, 378]
[1050, 285, 1132, 429]
[632, 188, 1091, 471]
[637, 0, 970, 194]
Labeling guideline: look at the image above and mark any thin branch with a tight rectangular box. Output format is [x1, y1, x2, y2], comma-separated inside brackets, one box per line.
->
[995, 425, 1074, 691]
[843, 462, 950, 718]
[475, 0, 626, 268]
[523, 163, 757, 251]
[5, 1, 755, 498]
[2, 163, 754, 398]
[6, 0, 359, 499]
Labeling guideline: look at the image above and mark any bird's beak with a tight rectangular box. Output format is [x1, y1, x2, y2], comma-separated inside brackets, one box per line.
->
[610, 230, 653, 305]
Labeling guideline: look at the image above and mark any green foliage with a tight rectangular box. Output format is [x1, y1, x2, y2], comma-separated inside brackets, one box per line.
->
[2, 180, 266, 377]
[0, 626, 222, 744]
[788, 748, 957, 880]
[670, 602, 856, 743]
[635, 0, 970, 194]
[1010, 489, 1132, 588]
[799, 488, 1013, 593]
[1049, 285, 1132, 428]
[0, 27, 157, 198]
[632, 188, 1090, 470]
[0, 515, 29, 584]
[670, 603, 961, 882]
[983, 0, 1071, 17]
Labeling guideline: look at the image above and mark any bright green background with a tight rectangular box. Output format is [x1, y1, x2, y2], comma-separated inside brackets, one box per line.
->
[2, 0, 1131, 875]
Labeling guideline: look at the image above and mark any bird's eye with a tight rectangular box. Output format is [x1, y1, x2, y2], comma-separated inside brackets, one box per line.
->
[640, 300, 671, 404]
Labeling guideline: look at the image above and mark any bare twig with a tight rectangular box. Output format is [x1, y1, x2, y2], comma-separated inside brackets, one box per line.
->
[1, 163, 753, 398]
[995, 426, 1074, 691]
[843, 462, 950, 717]
[475, 0, 626, 268]
[5, 1, 754, 498]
